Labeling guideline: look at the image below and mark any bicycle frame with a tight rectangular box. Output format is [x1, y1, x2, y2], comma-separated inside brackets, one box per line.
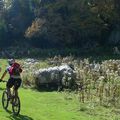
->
[1, 80, 21, 115]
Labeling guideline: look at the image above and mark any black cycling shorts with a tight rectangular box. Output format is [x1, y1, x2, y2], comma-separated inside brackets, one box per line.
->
[7, 78, 22, 90]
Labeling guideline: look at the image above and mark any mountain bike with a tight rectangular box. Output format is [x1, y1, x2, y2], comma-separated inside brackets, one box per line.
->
[1, 80, 21, 115]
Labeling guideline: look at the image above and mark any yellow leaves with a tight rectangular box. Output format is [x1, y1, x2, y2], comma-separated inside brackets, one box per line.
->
[25, 18, 46, 38]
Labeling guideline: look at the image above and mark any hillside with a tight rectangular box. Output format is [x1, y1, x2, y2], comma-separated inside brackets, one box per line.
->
[0, 0, 120, 50]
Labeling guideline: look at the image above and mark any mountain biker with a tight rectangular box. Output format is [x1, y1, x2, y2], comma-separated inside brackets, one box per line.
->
[0, 59, 22, 99]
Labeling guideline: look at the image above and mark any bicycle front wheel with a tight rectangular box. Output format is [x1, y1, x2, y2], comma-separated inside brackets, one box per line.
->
[2, 91, 9, 110]
[12, 96, 20, 115]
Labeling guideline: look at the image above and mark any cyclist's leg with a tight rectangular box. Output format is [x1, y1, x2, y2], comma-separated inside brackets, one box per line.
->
[6, 78, 14, 99]
[14, 78, 22, 97]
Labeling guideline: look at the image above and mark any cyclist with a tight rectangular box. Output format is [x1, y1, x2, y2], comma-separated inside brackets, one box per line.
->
[0, 59, 22, 99]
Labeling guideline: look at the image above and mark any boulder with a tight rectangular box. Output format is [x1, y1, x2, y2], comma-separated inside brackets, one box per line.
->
[34, 64, 75, 89]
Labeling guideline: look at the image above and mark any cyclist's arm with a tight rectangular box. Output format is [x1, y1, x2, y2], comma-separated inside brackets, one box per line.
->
[1, 70, 7, 80]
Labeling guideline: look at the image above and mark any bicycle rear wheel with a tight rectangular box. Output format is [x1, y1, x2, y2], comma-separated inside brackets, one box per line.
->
[2, 91, 9, 110]
[12, 96, 20, 115]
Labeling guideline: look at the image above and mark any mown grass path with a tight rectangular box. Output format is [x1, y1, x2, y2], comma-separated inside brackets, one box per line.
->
[0, 84, 102, 120]
[0, 87, 78, 120]
[1, 86, 117, 120]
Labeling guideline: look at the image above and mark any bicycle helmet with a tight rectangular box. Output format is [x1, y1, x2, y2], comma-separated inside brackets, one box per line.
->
[8, 59, 15, 66]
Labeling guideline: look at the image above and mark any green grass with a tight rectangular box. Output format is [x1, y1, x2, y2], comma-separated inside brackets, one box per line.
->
[0, 86, 91, 120]
[0, 59, 120, 120]
[0, 87, 119, 120]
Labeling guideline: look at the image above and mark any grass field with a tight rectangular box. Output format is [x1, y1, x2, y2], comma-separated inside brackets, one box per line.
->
[0, 86, 97, 120]
[0, 87, 120, 120]
[0, 59, 120, 120]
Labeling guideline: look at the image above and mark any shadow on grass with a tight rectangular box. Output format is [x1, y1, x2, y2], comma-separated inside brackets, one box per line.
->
[33, 85, 59, 92]
[8, 115, 34, 120]
[24, 83, 60, 92]
[7, 114, 34, 120]
[6, 110, 34, 120]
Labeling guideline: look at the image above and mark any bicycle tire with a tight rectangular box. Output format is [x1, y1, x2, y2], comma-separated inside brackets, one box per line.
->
[12, 96, 20, 115]
[2, 91, 9, 110]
